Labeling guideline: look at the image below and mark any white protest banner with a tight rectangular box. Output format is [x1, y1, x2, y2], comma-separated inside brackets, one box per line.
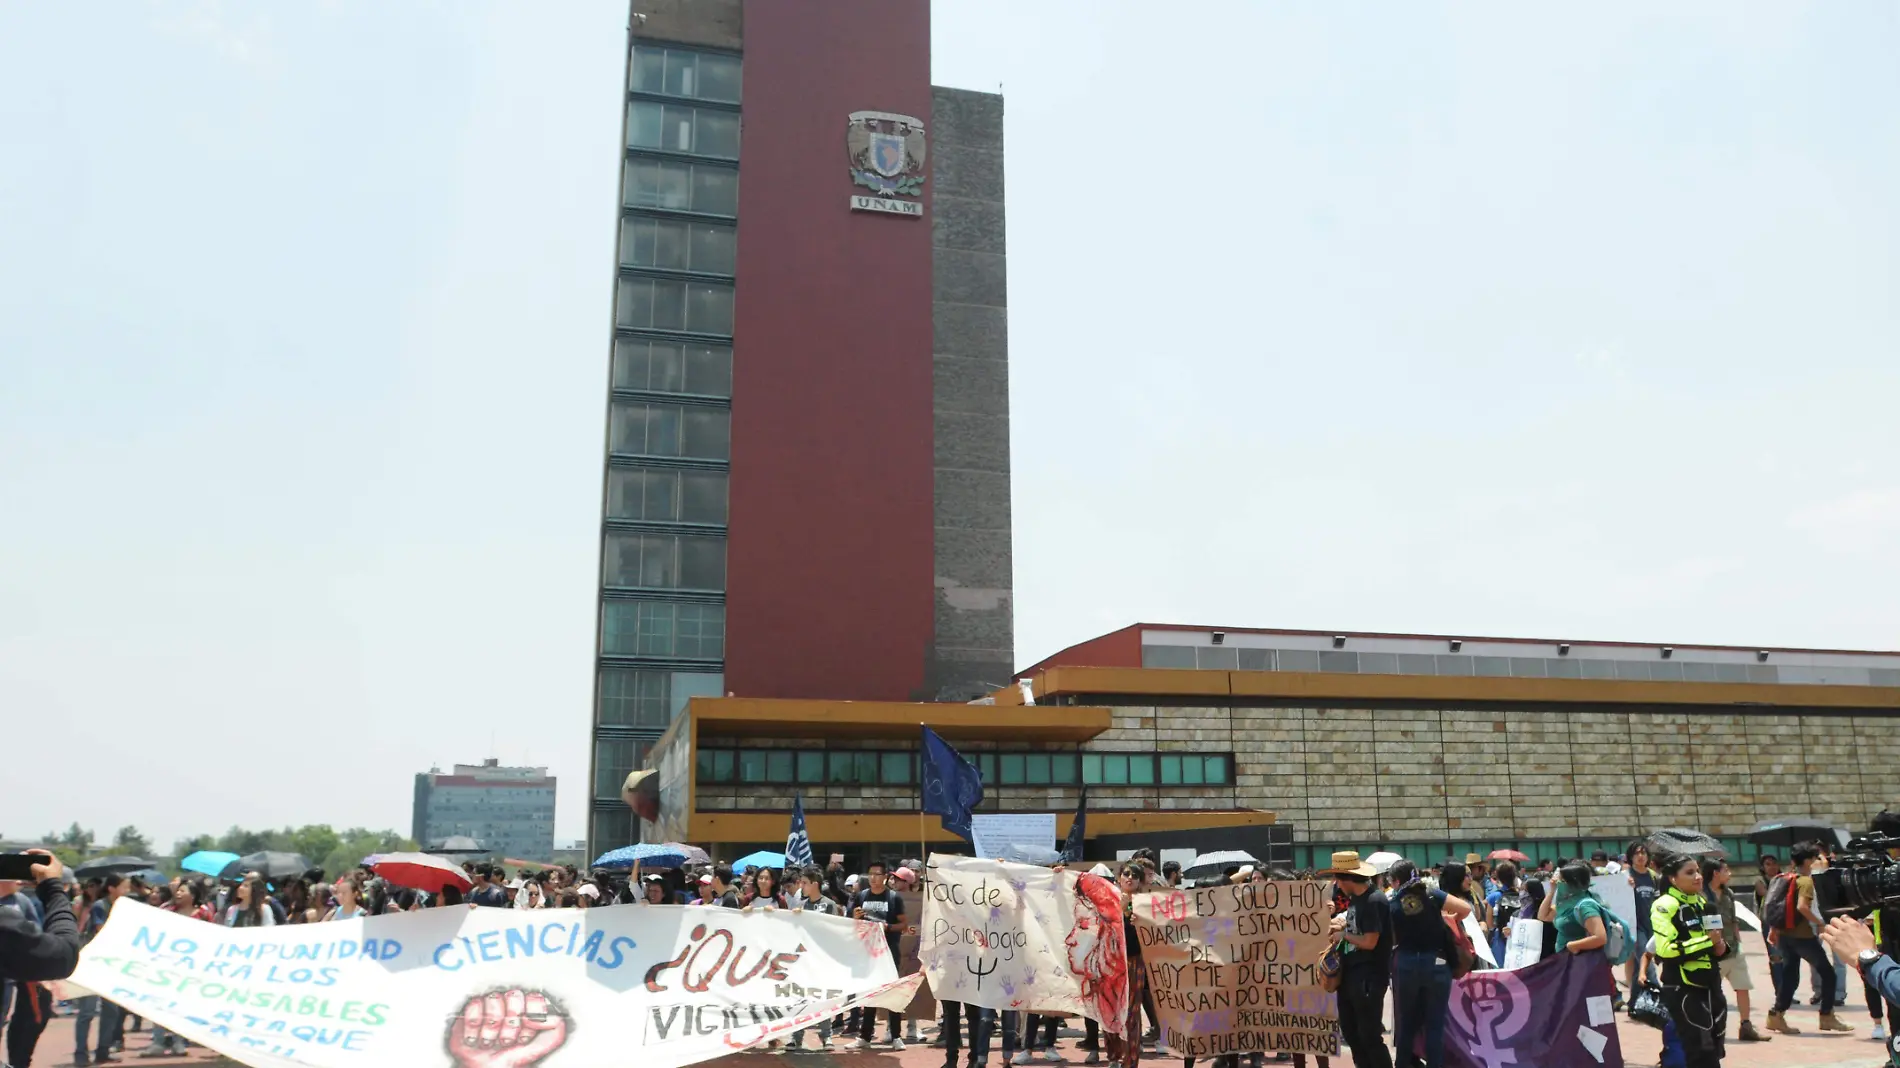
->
[969, 814, 1057, 860]
[1131, 882, 1337, 1058]
[1590, 874, 1637, 928]
[920, 854, 1129, 1032]
[74, 899, 920, 1068]
[1503, 917, 1545, 970]
[1735, 899, 1762, 932]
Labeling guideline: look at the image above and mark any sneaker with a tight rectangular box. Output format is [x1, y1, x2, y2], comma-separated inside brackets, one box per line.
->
[849, 1039, 870, 1051]
[1820, 1014, 1856, 1033]
[1766, 1011, 1801, 1035]
[1738, 1020, 1770, 1042]
[1875, 1022, 1889, 1042]
[1084, 1054, 1100, 1065]
[74, 1057, 91, 1068]
[1011, 1053, 1032, 1065]
[1811, 994, 1824, 1006]
[1042, 1051, 1062, 1062]
[137, 1049, 170, 1060]
[891, 1039, 906, 1051]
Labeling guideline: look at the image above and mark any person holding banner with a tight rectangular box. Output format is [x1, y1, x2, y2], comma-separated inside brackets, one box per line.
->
[1551, 862, 1608, 957]
[850, 861, 907, 1050]
[1324, 851, 1393, 1068]
[1388, 863, 1472, 1068]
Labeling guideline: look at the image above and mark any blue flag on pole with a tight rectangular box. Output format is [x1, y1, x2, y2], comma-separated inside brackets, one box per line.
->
[921, 726, 984, 841]
[1061, 785, 1088, 862]
[785, 792, 815, 866]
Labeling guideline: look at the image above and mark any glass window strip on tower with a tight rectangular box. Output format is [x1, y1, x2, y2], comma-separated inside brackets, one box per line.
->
[593, 37, 741, 857]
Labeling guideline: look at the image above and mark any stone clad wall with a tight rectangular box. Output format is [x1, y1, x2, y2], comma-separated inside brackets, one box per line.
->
[1204, 702, 1900, 842]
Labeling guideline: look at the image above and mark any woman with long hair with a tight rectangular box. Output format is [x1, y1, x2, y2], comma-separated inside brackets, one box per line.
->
[283, 880, 311, 924]
[223, 875, 275, 927]
[324, 879, 368, 921]
[1388, 861, 1473, 1068]
[744, 867, 788, 910]
[1066, 866, 1137, 1068]
[1650, 854, 1726, 1068]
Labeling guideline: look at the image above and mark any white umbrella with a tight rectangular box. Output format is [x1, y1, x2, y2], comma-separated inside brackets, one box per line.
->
[1365, 851, 1404, 875]
[1183, 850, 1261, 880]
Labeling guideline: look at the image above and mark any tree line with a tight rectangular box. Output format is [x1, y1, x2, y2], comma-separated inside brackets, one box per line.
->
[27, 822, 415, 880]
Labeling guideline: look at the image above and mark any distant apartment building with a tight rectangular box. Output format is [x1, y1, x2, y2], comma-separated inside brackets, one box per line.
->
[411, 760, 557, 862]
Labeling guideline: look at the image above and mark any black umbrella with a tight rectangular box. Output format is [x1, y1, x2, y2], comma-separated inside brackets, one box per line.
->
[1748, 817, 1847, 849]
[73, 855, 154, 879]
[1646, 828, 1725, 860]
[217, 851, 315, 884]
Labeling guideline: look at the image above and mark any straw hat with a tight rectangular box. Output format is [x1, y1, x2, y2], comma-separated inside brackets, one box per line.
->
[1464, 853, 1483, 866]
[1322, 851, 1378, 878]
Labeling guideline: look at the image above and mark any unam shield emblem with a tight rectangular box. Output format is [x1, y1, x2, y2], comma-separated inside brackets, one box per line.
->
[847, 110, 926, 198]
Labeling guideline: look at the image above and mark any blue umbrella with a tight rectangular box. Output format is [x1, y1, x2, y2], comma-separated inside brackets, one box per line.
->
[731, 850, 786, 874]
[181, 851, 240, 877]
[593, 842, 709, 870]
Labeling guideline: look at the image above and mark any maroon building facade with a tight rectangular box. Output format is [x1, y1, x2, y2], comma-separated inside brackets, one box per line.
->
[589, 0, 1012, 852]
[723, 0, 937, 703]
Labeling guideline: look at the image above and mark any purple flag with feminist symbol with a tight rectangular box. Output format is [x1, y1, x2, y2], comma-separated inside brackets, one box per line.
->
[1431, 950, 1624, 1068]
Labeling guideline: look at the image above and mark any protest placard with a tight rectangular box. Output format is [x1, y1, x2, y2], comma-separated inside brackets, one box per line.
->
[969, 814, 1057, 859]
[1590, 873, 1637, 929]
[73, 898, 919, 1068]
[1503, 917, 1546, 969]
[1129, 881, 1337, 1057]
[919, 854, 1129, 1031]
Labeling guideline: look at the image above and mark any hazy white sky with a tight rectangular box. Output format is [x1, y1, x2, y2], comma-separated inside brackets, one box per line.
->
[3, 2, 1895, 850]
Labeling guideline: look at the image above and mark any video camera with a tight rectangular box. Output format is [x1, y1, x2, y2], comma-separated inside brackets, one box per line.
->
[1812, 832, 1900, 918]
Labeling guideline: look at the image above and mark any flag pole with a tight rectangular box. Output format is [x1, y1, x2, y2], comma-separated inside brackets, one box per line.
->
[918, 722, 927, 865]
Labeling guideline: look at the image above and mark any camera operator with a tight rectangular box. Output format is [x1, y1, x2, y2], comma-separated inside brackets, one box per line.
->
[0, 851, 79, 982]
[1822, 916, 1900, 1067]
[2, 850, 81, 1068]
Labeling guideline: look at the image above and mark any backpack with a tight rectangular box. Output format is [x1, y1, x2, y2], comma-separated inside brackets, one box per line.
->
[1597, 899, 1637, 966]
[1493, 892, 1521, 930]
[1762, 872, 1799, 932]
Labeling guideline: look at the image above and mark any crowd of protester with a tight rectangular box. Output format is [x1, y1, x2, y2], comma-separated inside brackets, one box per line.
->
[10, 826, 1900, 1068]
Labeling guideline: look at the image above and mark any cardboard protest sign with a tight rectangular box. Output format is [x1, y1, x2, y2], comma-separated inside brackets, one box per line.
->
[74, 899, 919, 1068]
[919, 854, 1129, 1032]
[1129, 881, 1337, 1057]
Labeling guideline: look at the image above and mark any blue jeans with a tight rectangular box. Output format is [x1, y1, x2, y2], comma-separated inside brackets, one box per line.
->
[1393, 950, 1452, 1068]
[942, 1002, 992, 1066]
[1774, 935, 1834, 1015]
[73, 996, 122, 1058]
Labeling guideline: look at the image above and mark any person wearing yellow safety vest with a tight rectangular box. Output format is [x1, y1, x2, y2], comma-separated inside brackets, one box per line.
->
[1650, 853, 1729, 1068]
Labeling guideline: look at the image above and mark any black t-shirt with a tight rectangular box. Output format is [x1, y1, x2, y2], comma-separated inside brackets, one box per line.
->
[1339, 889, 1391, 972]
[1389, 887, 1448, 953]
[715, 889, 741, 909]
[852, 886, 905, 946]
[470, 885, 509, 908]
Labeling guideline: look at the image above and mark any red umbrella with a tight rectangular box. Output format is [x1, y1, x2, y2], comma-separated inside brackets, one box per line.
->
[1488, 849, 1529, 863]
[372, 852, 474, 894]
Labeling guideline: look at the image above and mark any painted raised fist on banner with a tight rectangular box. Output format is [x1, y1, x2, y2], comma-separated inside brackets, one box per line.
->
[447, 989, 569, 1068]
